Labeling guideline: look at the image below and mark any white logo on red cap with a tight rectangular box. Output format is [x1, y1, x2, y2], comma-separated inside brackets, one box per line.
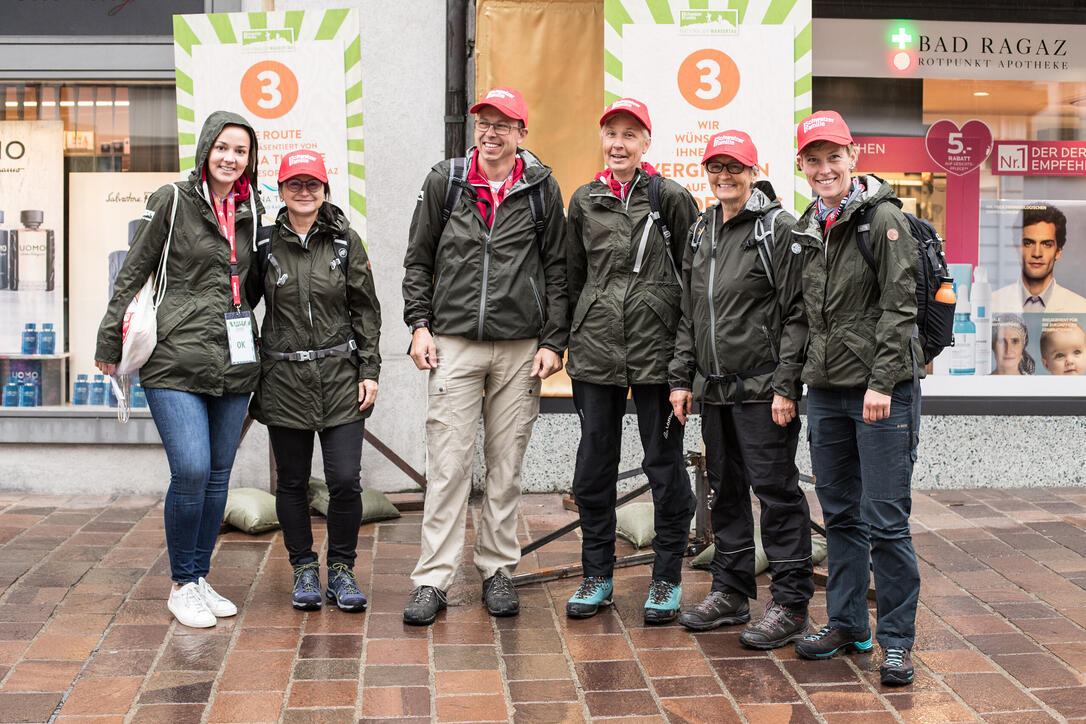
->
[713, 135, 746, 147]
[487, 89, 516, 100]
[802, 117, 836, 133]
[288, 153, 318, 165]
[611, 99, 641, 110]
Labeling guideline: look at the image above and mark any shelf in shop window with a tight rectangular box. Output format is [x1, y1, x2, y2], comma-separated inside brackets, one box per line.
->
[0, 352, 71, 360]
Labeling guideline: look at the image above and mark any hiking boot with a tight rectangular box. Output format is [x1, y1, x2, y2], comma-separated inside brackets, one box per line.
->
[168, 582, 216, 628]
[196, 577, 237, 618]
[678, 590, 750, 631]
[879, 646, 914, 686]
[566, 576, 613, 619]
[739, 600, 809, 649]
[403, 585, 447, 626]
[326, 562, 367, 612]
[291, 561, 322, 610]
[643, 579, 682, 625]
[795, 625, 874, 659]
[482, 571, 519, 617]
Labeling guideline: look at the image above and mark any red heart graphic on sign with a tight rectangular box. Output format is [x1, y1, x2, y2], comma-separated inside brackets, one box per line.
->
[925, 119, 993, 176]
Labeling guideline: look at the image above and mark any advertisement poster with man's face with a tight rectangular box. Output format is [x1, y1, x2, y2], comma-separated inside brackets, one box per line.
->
[980, 199, 1086, 377]
[0, 121, 65, 356]
[68, 172, 178, 395]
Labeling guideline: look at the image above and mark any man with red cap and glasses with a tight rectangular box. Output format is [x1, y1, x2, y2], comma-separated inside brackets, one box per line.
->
[402, 87, 568, 626]
[564, 98, 697, 624]
[791, 110, 920, 686]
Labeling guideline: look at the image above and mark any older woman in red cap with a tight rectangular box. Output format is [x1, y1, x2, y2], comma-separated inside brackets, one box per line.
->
[564, 98, 698, 624]
[790, 111, 920, 686]
[669, 130, 812, 648]
[246, 150, 381, 614]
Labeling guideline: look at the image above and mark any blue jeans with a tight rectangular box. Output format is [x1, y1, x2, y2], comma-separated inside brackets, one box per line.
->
[144, 387, 250, 583]
[806, 383, 920, 649]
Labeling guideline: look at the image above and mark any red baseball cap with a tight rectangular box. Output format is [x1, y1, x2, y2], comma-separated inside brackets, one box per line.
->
[797, 111, 853, 152]
[701, 130, 758, 167]
[470, 87, 528, 127]
[278, 150, 328, 183]
[599, 98, 652, 133]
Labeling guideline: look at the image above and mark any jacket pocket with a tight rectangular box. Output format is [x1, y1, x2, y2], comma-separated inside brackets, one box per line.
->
[642, 285, 681, 330]
[571, 290, 597, 333]
[841, 326, 875, 368]
[528, 276, 546, 325]
[156, 297, 198, 340]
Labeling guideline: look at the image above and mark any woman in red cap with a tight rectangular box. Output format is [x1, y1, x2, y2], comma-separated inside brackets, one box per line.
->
[247, 150, 381, 613]
[669, 130, 813, 648]
[790, 111, 920, 686]
[564, 98, 698, 624]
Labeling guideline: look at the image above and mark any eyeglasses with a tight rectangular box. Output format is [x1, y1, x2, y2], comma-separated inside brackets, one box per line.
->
[476, 119, 521, 136]
[283, 178, 324, 194]
[705, 161, 748, 175]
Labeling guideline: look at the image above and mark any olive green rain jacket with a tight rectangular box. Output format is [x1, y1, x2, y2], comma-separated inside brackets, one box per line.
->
[401, 148, 568, 353]
[792, 175, 921, 395]
[668, 181, 805, 403]
[247, 202, 381, 430]
[95, 110, 264, 395]
[566, 168, 698, 386]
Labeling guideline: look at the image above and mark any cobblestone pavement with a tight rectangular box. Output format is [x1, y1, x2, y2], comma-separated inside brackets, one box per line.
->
[0, 487, 1084, 723]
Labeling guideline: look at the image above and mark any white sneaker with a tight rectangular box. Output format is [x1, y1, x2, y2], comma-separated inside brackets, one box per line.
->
[168, 582, 216, 628]
[197, 577, 238, 618]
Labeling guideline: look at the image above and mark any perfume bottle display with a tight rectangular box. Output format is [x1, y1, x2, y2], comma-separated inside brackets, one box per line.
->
[0, 211, 8, 290]
[10, 210, 56, 292]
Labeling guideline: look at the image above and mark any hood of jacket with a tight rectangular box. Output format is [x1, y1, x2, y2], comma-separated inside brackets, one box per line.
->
[435, 146, 553, 189]
[190, 110, 260, 192]
[794, 174, 900, 237]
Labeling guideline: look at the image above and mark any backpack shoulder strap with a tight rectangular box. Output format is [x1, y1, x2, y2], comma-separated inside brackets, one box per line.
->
[442, 157, 469, 226]
[753, 206, 783, 290]
[331, 236, 350, 281]
[854, 202, 881, 274]
[527, 181, 546, 253]
[646, 174, 671, 241]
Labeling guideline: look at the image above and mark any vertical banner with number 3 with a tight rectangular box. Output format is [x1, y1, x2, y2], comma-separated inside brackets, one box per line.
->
[605, 0, 811, 214]
[173, 9, 365, 240]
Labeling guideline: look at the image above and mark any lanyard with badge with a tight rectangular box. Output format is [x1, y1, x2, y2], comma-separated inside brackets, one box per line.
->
[212, 188, 258, 365]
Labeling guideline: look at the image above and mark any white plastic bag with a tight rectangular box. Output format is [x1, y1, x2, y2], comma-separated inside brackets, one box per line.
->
[115, 275, 158, 376]
[113, 183, 178, 378]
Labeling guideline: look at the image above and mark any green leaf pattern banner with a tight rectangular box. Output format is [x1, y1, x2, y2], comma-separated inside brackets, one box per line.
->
[604, 0, 812, 213]
[173, 9, 366, 241]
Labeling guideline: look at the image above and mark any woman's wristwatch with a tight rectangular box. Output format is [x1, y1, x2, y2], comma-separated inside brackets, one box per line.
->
[410, 320, 430, 332]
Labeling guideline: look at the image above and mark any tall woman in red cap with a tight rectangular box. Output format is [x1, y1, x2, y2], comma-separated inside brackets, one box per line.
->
[565, 98, 698, 624]
[669, 130, 812, 648]
[790, 111, 920, 686]
[247, 150, 381, 613]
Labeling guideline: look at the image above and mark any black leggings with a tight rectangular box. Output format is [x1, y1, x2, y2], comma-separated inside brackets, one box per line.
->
[268, 420, 364, 567]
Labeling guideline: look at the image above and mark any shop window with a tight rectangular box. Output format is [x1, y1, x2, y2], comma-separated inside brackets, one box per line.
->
[816, 74, 1086, 386]
[0, 83, 178, 411]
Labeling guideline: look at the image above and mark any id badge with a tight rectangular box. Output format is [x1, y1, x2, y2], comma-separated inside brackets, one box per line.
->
[225, 312, 257, 365]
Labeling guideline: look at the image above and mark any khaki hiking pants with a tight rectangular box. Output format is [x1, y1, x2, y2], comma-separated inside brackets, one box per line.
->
[411, 335, 541, 591]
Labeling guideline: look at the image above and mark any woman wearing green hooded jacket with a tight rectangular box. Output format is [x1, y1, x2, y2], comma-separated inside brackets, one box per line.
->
[246, 150, 381, 613]
[96, 111, 263, 629]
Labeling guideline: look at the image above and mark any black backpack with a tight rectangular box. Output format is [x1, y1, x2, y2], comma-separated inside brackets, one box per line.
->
[855, 204, 954, 365]
[442, 156, 546, 251]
